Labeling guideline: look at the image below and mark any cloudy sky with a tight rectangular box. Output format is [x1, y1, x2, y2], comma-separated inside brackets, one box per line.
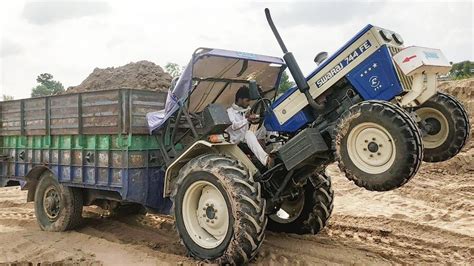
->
[0, 0, 472, 99]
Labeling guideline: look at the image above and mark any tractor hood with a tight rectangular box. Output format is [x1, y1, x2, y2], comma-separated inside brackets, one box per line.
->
[147, 47, 286, 133]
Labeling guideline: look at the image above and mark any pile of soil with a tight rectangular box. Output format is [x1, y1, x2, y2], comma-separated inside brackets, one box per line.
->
[439, 78, 474, 136]
[66, 60, 172, 93]
[438, 78, 473, 112]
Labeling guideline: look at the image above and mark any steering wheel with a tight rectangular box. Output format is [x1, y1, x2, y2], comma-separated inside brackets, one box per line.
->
[249, 98, 272, 127]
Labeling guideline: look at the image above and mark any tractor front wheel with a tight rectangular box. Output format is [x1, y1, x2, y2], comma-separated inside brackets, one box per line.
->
[334, 100, 423, 191]
[172, 154, 266, 264]
[414, 92, 470, 162]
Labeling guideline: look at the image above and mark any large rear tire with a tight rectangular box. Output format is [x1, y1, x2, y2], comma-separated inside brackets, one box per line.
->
[172, 154, 266, 264]
[334, 100, 423, 191]
[267, 173, 333, 234]
[414, 92, 470, 162]
[34, 171, 83, 231]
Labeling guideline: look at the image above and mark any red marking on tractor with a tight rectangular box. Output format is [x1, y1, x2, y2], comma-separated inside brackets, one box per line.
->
[402, 55, 417, 63]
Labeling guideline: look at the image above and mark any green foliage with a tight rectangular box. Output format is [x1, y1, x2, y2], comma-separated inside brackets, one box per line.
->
[278, 71, 295, 94]
[164, 62, 184, 78]
[31, 73, 64, 97]
[450, 61, 473, 80]
[2, 95, 14, 101]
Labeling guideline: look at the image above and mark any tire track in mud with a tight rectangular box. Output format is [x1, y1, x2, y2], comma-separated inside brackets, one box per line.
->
[81, 209, 397, 265]
[257, 232, 393, 265]
[0, 188, 34, 222]
[326, 215, 473, 264]
[79, 211, 188, 259]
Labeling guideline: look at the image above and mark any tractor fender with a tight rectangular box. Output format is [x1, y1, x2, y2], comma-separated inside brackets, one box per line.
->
[24, 165, 51, 202]
[163, 140, 258, 196]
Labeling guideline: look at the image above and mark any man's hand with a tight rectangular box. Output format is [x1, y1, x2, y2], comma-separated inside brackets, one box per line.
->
[247, 114, 259, 122]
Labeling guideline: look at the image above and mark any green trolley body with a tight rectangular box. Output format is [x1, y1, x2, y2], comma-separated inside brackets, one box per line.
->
[0, 89, 172, 213]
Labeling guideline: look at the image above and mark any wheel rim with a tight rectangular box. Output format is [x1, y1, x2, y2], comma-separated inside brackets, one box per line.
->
[415, 107, 449, 149]
[269, 192, 305, 224]
[182, 180, 229, 249]
[43, 186, 61, 220]
[347, 122, 396, 174]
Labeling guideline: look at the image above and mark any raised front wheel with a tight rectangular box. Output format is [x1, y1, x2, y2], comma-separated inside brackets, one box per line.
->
[334, 101, 423, 191]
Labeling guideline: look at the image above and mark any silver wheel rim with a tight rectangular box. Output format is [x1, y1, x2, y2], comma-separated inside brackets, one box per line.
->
[347, 122, 396, 174]
[415, 107, 449, 149]
[269, 192, 305, 224]
[182, 180, 229, 249]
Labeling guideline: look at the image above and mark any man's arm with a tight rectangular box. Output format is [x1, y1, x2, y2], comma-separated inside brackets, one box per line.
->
[227, 109, 248, 130]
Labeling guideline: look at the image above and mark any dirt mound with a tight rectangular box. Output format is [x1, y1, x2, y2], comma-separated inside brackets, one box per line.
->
[439, 77, 473, 146]
[438, 78, 474, 125]
[66, 60, 172, 93]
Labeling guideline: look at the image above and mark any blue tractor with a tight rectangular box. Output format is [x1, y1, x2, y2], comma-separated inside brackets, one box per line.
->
[142, 8, 469, 263]
[263, 10, 469, 165]
[2, 8, 468, 265]
[152, 9, 468, 262]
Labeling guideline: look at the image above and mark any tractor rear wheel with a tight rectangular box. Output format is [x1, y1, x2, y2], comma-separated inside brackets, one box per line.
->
[34, 171, 83, 231]
[172, 154, 266, 264]
[267, 173, 333, 234]
[334, 100, 423, 191]
[414, 92, 470, 162]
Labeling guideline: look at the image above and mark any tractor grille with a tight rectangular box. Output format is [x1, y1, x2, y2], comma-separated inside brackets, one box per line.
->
[388, 46, 413, 91]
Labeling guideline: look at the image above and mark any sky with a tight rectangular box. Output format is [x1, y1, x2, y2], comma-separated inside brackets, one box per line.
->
[0, 0, 472, 100]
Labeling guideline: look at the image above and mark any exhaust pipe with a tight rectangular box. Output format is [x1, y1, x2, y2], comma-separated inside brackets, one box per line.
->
[264, 8, 324, 111]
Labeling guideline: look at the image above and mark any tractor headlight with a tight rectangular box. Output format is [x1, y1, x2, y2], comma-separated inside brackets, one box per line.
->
[379, 29, 392, 42]
[392, 33, 404, 45]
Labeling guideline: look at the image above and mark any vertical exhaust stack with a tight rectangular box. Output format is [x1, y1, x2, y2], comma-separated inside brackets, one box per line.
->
[264, 8, 324, 111]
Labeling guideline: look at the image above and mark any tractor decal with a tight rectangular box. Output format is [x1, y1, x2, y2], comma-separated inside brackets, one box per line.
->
[316, 40, 372, 88]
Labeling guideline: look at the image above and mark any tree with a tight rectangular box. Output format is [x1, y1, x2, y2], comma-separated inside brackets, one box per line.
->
[2, 95, 14, 101]
[164, 62, 184, 78]
[450, 61, 473, 80]
[31, 73, 64, 97]
[278, 71, 295, 94]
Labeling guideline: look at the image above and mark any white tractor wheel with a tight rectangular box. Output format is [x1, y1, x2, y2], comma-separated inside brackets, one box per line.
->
[181, 180, 230, 249]
[172, 154, 266, 264]
[334, 100, 423, 191]
[414, 92, 470, 162]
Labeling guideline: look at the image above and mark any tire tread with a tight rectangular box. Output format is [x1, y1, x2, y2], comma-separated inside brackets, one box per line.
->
[172, 154, 266, 264]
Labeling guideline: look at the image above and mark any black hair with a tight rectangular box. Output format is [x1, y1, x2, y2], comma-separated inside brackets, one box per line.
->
[235, 86, 250, 102]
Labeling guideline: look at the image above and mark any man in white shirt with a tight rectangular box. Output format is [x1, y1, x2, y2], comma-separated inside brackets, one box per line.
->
[225, 86, 270, 166]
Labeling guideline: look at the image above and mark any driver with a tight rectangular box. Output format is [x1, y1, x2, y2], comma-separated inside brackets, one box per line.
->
[226, 86, 272, 167]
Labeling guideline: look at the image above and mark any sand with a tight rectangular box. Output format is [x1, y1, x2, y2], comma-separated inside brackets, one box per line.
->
[0, 79, 472, 265]
[65, 60, 172, 94]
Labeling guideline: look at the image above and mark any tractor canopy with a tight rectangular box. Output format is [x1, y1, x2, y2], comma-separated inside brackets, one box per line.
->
[147, 47, 286, 133]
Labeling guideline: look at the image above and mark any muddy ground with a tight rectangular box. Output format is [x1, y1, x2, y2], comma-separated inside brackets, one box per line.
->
[1, 159, 472, 265]
[0, 79, 473, 265]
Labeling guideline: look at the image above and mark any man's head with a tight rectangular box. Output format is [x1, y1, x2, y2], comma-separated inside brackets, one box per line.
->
[235, 86, 251, 108]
